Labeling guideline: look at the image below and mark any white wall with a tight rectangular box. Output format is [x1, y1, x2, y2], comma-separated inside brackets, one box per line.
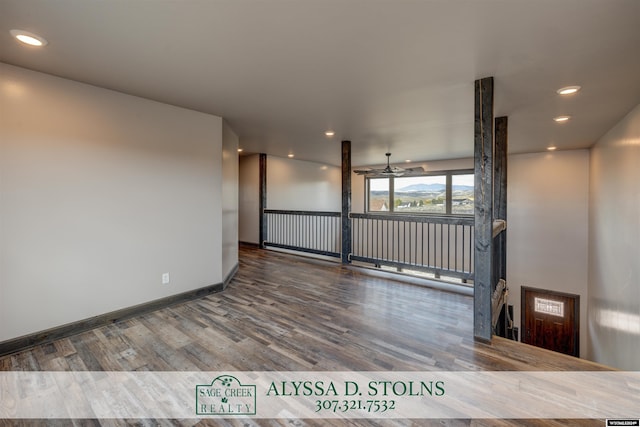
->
[507, 150, 590, 358]
[0, 64, 227, 342]
[239, 154, 260, 244]
[222, 121, 239, 279]
[267, 156, 341, 211]
[238, 155, 341, 245]
[588, 104, 640, 370]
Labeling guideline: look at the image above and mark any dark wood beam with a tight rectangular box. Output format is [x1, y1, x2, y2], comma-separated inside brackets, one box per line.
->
[493, 116, 509, 338]
[493, 117, 508, 221]
[474, 77, 494, 342]
[494, 117, 508, 279]
[259, 153, 267, 249]
[341, 140, 352, 264]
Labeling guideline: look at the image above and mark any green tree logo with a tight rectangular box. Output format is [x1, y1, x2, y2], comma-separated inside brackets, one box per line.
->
[196, 375, 256, 416]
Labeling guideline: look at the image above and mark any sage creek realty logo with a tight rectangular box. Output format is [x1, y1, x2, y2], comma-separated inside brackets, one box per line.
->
[196, 375, 256, 415]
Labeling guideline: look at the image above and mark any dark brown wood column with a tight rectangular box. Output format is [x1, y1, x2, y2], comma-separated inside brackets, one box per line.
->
[494, 116, 509, 337]
[493, 117, 508, 282]
[341, 140, 351, 264]
[474, 77, 494, 342]
[259, 153, 267, 249]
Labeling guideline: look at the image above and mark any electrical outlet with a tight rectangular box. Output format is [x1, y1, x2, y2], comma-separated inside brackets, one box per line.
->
[162, 273, 170, 285]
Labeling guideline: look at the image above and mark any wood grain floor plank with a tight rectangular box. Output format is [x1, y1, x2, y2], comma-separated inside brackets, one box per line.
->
[0, 246, 614, 426]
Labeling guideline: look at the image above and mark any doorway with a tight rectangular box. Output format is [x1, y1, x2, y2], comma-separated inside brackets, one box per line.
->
[521, 287, 579, 357]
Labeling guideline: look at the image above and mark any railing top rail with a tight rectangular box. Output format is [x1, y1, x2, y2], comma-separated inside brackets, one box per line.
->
[264, 209, 341, 217]
[350, 212, 474, 226]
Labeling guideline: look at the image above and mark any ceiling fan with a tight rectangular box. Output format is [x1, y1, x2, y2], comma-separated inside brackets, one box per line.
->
[353, 152, 424, 177]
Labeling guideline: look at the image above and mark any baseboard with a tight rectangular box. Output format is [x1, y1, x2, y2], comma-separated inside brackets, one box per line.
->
[239, 241, 260, 248]
[223, 262, 239, 289]
[0, 282, 225, 358]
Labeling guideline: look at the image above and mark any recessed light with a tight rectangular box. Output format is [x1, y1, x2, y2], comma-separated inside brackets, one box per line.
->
[287, 154, 294, 158]
[557, 86, 581, 95]
[405, 160, 411, 163]
[237, 148, 243, 152]
[325, 130, 335, 137]
[547, 146, 557, 151]
[553, 115, 571, 123]
[320, 165, 328, 170]
[10, 29, 48, 47]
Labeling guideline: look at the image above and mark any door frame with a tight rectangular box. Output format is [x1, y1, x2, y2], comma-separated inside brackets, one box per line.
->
[521, 286, 580, 357]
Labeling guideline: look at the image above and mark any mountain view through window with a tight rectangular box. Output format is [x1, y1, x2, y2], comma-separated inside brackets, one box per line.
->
[367, 172, 474, 215]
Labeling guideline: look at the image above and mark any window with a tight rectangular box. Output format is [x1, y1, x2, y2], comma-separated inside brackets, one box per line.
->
[394, 175, 447, 214]
[365, 170, 474, 215]
[451, 173, 475, 215]
[368, 178, 390, 212]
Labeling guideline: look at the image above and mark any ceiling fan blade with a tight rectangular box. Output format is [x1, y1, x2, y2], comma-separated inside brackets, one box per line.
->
[353, 169, 381, 175]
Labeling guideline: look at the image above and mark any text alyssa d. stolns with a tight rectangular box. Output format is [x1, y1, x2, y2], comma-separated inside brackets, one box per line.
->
[266, 379, 445, 397]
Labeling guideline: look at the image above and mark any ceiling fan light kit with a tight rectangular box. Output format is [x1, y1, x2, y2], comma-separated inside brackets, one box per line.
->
[354, 153, 424, 177]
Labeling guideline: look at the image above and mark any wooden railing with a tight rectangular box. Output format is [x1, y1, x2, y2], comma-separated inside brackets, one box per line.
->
[264, 210, 341, 258]
[264, 210, 475, 282]
[350, 213, 474, 281]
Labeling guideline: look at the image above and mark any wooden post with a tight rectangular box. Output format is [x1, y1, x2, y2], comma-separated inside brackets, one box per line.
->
[474, 77, 494, 342]
[494, 116, 508, 277]
[493, 116, 508, 337]
[341, 140, 352, 264]
[259, 153, 267, 249]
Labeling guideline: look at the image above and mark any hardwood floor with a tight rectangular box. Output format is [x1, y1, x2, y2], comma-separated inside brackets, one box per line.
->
[0, 245, 612, 426]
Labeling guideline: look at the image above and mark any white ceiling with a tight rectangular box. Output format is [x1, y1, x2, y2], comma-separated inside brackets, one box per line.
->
[1, 0, 639, 167]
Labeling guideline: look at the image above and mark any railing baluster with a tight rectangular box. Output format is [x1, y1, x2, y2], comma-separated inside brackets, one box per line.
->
[357, 217, 361, 257]
[373, 218, 377, 260]
[407, 220, 411, 266]
[363, 217, 366, 258]
[405, 220, 409, 265]
[447, 224, 451, 272]
[421, 222, 424, 267]
[413, 222, 418, 265]
[386, 219, 390, 263]
[439, 223, 443, 275]
[456, 226, 464, 271]
[321, 216, 324, 252]
[393, 220, 397, 263]
[366, 219, 373, 258]
[426, 222, 430, 268]
[433, 222, 437, 269]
